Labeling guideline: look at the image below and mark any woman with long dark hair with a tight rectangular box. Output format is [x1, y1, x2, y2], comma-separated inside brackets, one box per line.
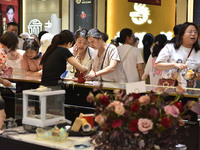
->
[155, 22, 200, 87]
[142, 34, 167, 85]
[40, 30, 88, 87]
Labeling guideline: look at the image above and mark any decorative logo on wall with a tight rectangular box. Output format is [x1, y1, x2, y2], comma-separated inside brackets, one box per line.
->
[28, 19, 42, 36]
[129, 3, 151, 25]
[81, 11, 86, 19]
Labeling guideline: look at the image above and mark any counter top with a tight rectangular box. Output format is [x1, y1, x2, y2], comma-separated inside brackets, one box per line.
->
[1, 127, 93, 150]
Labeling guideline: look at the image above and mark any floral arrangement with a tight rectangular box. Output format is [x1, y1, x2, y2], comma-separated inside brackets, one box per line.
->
[86, 86, 196, 150]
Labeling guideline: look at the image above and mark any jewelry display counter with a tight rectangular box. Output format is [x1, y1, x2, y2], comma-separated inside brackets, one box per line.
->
[1, 75, 200, 149]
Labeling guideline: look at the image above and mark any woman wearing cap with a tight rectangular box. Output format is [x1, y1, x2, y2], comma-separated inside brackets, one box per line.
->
[85, 28, 124, 82]
[20, 38, 43, 77]
[142, 34, 168, 85]
[66, 28, 96, 78]
[0, 98, 6, 131]
[0, 32, 18, 86]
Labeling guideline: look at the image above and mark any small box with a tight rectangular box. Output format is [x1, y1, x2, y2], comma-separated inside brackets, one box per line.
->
[22, 89, 70, 127]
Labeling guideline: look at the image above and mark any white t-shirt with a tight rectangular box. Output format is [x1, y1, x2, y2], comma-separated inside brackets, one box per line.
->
[93, 43, 125, 82]
[7, 49, 25, 76]
[117, 44, 144, 82]
[143, 55, 162, 85]
[155, 43, 200, 87]
[66, 47, 96, 78]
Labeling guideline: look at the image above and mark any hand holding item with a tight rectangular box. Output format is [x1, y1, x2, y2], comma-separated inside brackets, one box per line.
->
[174, 63, 187, 71]
[77, 73, 86, 83]
[186, 69, 195, 79]
[2, 79, 12, 87]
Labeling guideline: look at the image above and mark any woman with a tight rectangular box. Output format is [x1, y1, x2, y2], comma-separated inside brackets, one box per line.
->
[0, 32, 18, 86]
[86, 28, 124, 82]
[142, 33, 154, 64]
[155, 22, 200, 87]
[40, 30, 88, 88]
[21, 38, 42, 77]
[66, 28, 96, 78]
[142, 34, 167, 85]
[7, 48, 24, 76]
[117, 28, 144, 82]
[6, 5, 15, 23]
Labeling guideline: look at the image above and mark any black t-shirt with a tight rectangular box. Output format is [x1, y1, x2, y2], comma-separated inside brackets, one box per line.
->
[41, 47, 73, 86]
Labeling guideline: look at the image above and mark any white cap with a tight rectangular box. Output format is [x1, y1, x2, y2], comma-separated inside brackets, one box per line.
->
[20, 32, 30, 39]
[39, 33, 54, 53]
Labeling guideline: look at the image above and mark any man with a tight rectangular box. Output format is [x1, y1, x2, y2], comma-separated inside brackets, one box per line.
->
[6, 22, 24, 49]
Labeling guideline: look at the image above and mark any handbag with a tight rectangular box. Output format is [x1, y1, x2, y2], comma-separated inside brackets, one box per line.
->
[158, 46, 193, 88]
[158, 78, 178, 87]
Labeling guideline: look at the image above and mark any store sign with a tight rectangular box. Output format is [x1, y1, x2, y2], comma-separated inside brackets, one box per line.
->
[129, 3, 151, 25]
[74, 0, 93, 32]
[28, 19, 42, 36]
[128, 0, 161, 6]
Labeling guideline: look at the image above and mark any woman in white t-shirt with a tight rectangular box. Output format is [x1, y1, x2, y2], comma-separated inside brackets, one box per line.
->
[117, 28, 144, 82]
[66, 28, 96, 78]
[155, 22, 200, 87]
[7, 49, 24, 76]
[85, 28, 124, 82]
[142, 34, 167, 85]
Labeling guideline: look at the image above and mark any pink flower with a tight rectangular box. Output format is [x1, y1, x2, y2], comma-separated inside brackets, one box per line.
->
[115, 104, 125, 116]
[112, 119, 123, 128]
[107, 101, 125, 115]
[86, 92, 94, 103]
[99, 94, 110, 106]
[138, 95, 150, 105]
[164, 105, 180, 117]
[138, 118, 153, 134]
[94, 114, 105, 125]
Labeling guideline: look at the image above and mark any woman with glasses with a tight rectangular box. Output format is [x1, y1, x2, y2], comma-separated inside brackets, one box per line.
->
[155, 22, 200, 87]
[20, 38, 43, 77]
[66, 28, 96, 78]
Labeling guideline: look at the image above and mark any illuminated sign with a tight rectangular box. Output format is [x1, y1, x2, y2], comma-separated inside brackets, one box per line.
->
[128, 0, 161, 6]
[129, 3, 151, 25]
[28, 19, 42, 36]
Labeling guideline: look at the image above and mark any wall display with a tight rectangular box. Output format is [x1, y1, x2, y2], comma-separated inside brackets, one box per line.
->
[128, 0, 161, 6]
[74, 0, 93, 32]
[0, 0, 19, 34]
[107, 0, 175, 47]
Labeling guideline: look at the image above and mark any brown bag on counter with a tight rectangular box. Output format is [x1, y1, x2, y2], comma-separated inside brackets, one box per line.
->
[158, 78, 178, 87]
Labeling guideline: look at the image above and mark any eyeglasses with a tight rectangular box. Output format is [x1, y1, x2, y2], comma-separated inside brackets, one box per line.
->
[185, 30, 198, 35]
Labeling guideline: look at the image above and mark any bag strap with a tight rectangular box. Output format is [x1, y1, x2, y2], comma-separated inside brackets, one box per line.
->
[183, 47, 193, 64]
[121, 46, 132, 63]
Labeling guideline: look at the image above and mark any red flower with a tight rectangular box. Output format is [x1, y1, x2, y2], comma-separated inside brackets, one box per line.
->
[99, 95, 110, 106]
[112, 119, 123, 128]
[131, 93, 140, 99]
[174, 101, 183, 113]
[130, 102, 140, 112]
[129, 119, 138, 132]
[161, 117, 171, 128]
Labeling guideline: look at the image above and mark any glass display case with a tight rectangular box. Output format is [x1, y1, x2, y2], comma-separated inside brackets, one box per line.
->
[22, 89, 69, 127]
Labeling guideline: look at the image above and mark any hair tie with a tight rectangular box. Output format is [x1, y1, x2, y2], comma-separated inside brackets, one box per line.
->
[155, 41, 159, 45]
